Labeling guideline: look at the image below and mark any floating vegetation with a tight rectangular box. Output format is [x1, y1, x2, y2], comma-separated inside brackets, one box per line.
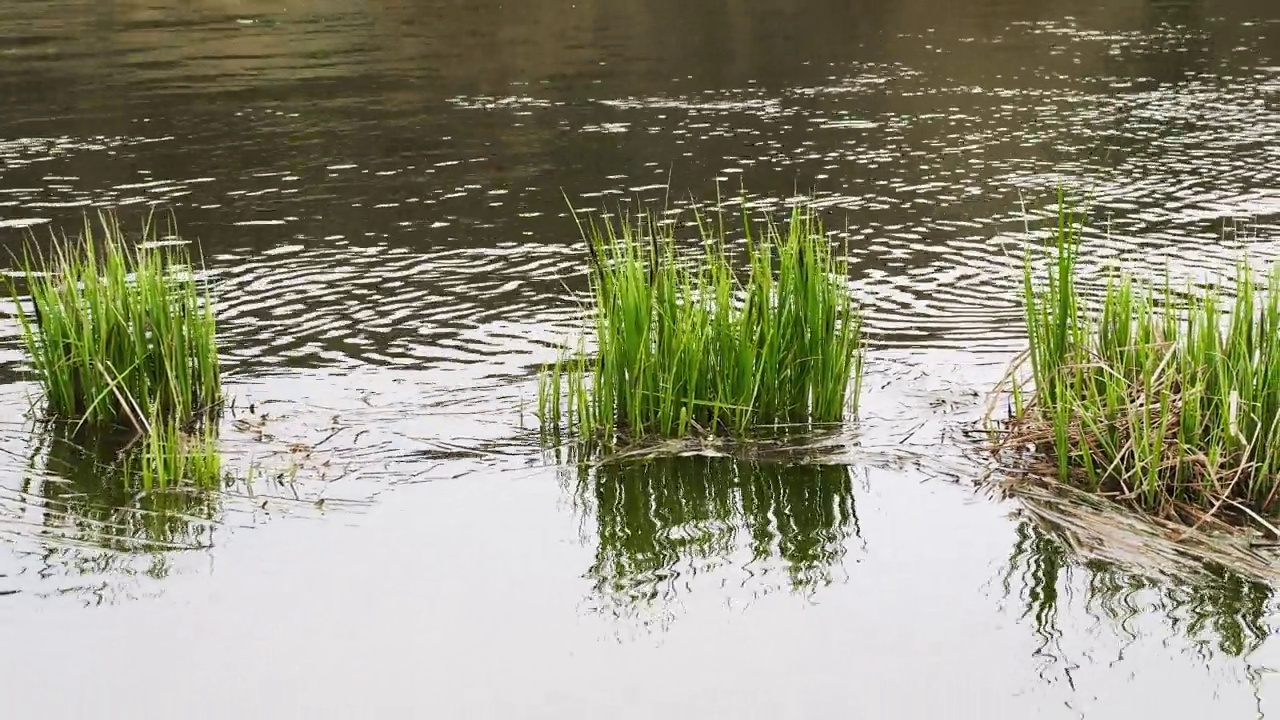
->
[11, 211, 221, 429]
[995, 200, 1280, 531]
[539, 202, 863, 449]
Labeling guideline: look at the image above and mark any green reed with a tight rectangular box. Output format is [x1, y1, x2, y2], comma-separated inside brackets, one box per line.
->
[127, 413, 223, 492]
[1009, 202, 1280, 520]
[11, 211, 221, 430]
[539, 203, 863, 447]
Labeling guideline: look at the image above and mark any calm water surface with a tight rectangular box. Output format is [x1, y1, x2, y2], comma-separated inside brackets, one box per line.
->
[2, 0, 1280, 717]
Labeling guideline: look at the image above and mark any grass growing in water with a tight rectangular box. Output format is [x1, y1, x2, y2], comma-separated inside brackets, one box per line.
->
[539, 202, 862, 447]
[1000, 203, 1280, 527]
[11, 211, 221, 430]
[126, 413, 223, 491]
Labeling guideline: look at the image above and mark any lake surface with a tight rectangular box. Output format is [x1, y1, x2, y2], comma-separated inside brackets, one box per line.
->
[2, 0, 1280, 717]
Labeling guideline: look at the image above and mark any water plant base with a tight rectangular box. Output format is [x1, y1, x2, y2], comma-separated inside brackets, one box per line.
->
[999, 470, 1280, 584]
[36, 420, 224, 550]
[993, 200, 1280, 537]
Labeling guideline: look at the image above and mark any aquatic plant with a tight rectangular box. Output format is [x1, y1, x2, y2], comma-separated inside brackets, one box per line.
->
[539, 203, 863, 447]
[999, 200, 1280, 526]
[126, 413, 223, 492]
[11, 211, 221, 429]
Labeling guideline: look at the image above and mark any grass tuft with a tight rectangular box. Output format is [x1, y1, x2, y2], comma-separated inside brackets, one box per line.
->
[11, 210, 221, 430]
[999, 196, 1280, 527]
[539, 201, 863, 448]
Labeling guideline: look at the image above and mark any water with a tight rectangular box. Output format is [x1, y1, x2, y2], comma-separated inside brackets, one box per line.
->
[1, 0, 1280, 716]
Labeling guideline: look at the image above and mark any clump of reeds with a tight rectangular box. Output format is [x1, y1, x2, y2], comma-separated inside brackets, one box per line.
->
[999, 203, 1280, 527]
[539, 202, 863, 447]
[11, 211, 221, 430]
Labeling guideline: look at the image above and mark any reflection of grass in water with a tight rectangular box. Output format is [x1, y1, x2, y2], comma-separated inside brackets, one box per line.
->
[574, 457, 859, 615]
[1005, 520, 1069, 655]
[28, 423, 223, 554]
[1004, 519, 1272, 659]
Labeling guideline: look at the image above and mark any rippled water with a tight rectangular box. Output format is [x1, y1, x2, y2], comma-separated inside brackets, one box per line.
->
[2, 0, 1280, 717]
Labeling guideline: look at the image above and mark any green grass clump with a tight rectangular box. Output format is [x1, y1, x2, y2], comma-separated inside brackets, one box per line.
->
[12, 211, 221, 430]
[539, 202, 863, 447]
[1004, 202, 1280, 524]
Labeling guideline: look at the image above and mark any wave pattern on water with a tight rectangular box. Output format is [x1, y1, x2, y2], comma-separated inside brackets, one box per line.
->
[5, 52, 1276, 366]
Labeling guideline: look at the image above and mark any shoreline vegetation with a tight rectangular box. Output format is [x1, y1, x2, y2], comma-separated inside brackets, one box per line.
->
[10, 211, 224, 489]
[993, 198, 1280, 539]
[538, 200, 863, 450]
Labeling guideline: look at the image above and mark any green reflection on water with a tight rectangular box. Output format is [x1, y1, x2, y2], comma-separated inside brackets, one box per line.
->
[1005, 519, 1272, 659]
[572, 457, 859, 616]
[25, 425, 222, 558]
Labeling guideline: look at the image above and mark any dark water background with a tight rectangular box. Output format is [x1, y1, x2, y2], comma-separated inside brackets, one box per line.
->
[2, 0, 1280, 717]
